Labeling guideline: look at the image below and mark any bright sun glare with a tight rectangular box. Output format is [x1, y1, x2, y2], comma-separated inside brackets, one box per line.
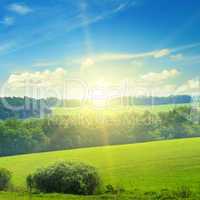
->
[91, 79, 110, 108]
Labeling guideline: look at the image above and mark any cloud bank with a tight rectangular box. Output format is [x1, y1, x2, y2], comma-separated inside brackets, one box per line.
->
[141, 69, 179, 83]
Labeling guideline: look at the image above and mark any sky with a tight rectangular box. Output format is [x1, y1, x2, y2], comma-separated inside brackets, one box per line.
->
[0, 0, 200, 99]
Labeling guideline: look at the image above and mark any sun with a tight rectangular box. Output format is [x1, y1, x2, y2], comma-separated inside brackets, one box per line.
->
[90, 79, 110, 108]
[91, 90, 108, 108]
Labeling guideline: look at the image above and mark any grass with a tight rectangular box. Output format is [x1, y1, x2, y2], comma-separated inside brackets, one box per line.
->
[53, 103, 190, 115]
[52, 103, 191, 116]
[0, 137, 200, 192]
[0, 192, 137, 200]
[1, 190, 199, 200]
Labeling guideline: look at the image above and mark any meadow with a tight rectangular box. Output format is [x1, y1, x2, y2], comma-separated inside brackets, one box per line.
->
[1, 137, 200, 192]
[0, 103, 199, 199]
[52, 103, 191, 116]
[0, 192, 138, 200]
[0, 192, 171, 200]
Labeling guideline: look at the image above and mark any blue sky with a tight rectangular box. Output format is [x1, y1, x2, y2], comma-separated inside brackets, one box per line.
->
[0, 0, 200, 98]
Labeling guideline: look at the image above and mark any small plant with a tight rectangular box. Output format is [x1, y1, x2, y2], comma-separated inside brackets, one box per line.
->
[174, 186, 192, 198]
[156, 189, 177, 200]
[27, 161, 101, 195]
[0, 168, 11, 191]
[105, 184, 125, 194]
[105, 184, 115, 193]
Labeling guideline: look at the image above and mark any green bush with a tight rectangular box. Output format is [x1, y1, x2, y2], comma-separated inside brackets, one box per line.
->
[27, 161, 101, 195]
[0, 168, 11, 191]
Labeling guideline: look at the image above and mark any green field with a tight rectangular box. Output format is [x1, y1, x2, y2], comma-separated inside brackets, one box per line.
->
[0, 192, 136, 200]
[1, 137, 200, 192]
[52, 104, 191, 116]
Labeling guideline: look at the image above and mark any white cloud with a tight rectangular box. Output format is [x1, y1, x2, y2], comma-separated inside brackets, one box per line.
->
[79, 49, 171, 66]
[0, 16, 15, 26]
[114, 2, 130, 12]
[177, 79, 200, 94]
[113, 0, 137, 13]
[152, 49, 170, 58]
[2, 67, 198, 98]
[3, 68, 67, 98]
[7, 68, 66, 87]
[104, 49, 171, 60]
[8, 3, 32, 15]
[141, 69, 179, 83]
[170, 53, 183, 61]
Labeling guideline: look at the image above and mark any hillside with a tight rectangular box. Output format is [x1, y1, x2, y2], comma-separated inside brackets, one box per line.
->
[1, 138, 200, 191]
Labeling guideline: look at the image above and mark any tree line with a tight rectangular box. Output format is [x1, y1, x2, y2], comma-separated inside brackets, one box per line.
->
[0, 97, 55, 119]
[0, 95, 192, 120]
[0, 106, 199, 156]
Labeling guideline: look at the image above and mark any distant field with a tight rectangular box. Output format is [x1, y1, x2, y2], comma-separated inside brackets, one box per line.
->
[1, 137, 200, 192]
[52, 103, 191, 116]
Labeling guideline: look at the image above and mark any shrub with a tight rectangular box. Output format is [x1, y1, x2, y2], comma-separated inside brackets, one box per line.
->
[0, 168, 11, 191]
[27, 161, 101, 195]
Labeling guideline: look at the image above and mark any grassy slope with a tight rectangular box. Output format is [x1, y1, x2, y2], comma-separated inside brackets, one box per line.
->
[0, 137, 200, 191]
